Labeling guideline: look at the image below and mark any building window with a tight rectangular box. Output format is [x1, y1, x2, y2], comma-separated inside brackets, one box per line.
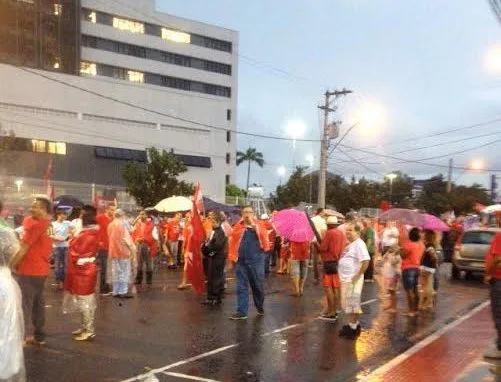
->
[80, 62, 97, 76]
[127, 70, 144, 83]
[48, 142, 66, 155]
[113, 17, 144, 34]
[163, 76, 191, 91]
[226, 153, 231, 164]
[53, 3, 62, 16]
[31, 140, 46, 153]
[227, 109, 231, 121]
[88, 11, 96, 23]
[225, 175, 230, 185]
[162, 28, 191, 44]
[226, 130, 231, 142]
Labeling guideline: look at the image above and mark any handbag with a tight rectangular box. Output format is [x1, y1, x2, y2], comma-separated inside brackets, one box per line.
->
[323, 260, 338, 275]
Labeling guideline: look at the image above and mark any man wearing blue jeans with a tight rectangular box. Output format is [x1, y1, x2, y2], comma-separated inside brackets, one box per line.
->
[228, 206, 270, 320]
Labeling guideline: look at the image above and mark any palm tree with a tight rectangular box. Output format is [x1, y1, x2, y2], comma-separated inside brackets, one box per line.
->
[236, 147, 265, 192]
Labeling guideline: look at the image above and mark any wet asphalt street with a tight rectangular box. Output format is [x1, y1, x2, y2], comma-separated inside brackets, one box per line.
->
[24, 263, 489, 382]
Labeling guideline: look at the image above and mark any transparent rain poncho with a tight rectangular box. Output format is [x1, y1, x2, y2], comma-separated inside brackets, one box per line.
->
[0, 228, 25, 382]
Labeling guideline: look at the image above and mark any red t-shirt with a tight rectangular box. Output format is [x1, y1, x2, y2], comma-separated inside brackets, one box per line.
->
[486, 232, 501, 280]
[166, 221, 180, 241]
[319, 228, 346, 261]
[17, 217, 52, 276]
[290, 241, 310, 261]
[96, 213, 112, 250]
[401, 240, 425, 270]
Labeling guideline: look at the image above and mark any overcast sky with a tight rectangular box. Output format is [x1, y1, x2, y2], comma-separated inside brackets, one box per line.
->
[158, 0, 501, 194]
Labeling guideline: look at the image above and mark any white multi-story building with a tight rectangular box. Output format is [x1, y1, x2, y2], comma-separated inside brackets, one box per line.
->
[0, 0, 238, 204]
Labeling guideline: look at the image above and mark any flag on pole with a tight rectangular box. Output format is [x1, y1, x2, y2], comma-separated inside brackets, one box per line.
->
[187, 184, 206, 294]
[193, 182, 204, 214]
[44, 157, 54, 202]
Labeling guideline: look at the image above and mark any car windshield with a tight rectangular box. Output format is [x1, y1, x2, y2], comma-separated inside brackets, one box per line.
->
[462, 231, 496, 245]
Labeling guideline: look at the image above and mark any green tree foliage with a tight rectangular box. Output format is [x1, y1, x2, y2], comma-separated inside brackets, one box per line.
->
[236, 147, 264, 191]
[123, 147, 193, 208]
[225, 184, 246, 197]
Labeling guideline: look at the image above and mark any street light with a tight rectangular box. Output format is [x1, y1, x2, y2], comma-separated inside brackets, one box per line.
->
[470, 159, 485, 171]
[485, 45, 501, 75]
[386, 173, 397, 205]
[277, 166, 287, 186]
[14, 179, 23, 193]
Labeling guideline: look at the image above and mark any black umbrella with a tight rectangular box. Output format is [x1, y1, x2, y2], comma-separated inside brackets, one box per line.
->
[53, 195, 84, 209]
[305, 210, 322, 243]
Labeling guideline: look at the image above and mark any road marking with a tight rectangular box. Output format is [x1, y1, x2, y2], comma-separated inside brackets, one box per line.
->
[361, 298, 378, 306]
[359, 300, 491, 381]
[123, 297, 378, 381]
[163, 372, 221, 382]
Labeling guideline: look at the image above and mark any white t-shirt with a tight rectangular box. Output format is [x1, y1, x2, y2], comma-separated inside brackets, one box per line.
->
[338, 238, 370, 282]
[71, 218, 82, 237]
[381, 227, 399, 248]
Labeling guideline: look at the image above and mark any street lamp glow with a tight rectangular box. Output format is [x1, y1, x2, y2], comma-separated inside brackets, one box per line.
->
[386, 173, 397, 181]
[277, 166, 287, 177]
[286, 120, 307, 140]
[14, 179, 23, 193]
[354, 100, 386, 133]
[485, 45, 501, 75]
[470, 159, 484, 171]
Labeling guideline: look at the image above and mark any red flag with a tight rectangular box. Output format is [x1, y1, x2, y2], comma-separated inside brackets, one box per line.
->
[193, 182, 204, 214]
[187, 199, 206, 294]
[44, 157, 54, 202]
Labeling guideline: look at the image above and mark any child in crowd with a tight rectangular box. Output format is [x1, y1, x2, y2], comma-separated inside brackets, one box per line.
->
[382, 245, 401, 313]
[277, 238, 290, 275]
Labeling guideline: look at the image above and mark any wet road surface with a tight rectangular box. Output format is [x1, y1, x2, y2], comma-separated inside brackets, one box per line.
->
[25, 264, 489, 382]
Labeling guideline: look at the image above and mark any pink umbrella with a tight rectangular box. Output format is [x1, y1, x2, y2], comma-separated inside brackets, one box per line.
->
[421, 214, 450, 232]
[271, 209, 315, 242]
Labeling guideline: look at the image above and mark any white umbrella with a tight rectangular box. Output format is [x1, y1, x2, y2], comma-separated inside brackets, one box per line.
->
[482, 204, 501, 214]
[154, 196, 192, 213]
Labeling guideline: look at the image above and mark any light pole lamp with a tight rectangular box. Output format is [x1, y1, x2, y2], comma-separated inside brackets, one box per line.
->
[277, 166, 287, 186]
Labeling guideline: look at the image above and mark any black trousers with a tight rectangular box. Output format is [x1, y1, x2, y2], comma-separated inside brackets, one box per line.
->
[364, 252, 375, 280]
[16, 275, 47, 341]
[204, 255, 226, 301]
[491, 279, 501, 349]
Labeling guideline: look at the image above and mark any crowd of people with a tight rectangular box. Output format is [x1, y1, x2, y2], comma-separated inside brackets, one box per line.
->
[2, 196, 501, 381]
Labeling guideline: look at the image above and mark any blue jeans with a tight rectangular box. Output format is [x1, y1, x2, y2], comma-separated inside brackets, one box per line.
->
[402, 268, 419, 292]
[236, 253, 265, 315]
[264, 251, 272, 275]
[53, 246, 68, 283]
[112, 259, 131, 295]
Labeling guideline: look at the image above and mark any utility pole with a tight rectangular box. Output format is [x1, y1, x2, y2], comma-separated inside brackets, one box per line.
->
[317, 88, 353, 208]
[446, 158, 453, 193]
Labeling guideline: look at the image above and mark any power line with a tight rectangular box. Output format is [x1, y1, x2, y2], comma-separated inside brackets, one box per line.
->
[337, 147, 385, 177]
[16, 65, 322, 143]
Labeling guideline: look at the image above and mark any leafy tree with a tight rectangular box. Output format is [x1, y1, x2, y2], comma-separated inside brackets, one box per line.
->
[123, 147, 193, 208]
[225, 184, 246, 197]
[236, 147, 264, 192]
[270, 166, 309, 210]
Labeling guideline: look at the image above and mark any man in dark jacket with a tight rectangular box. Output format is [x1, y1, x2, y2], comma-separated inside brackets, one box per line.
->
[202, 212, 228, 305]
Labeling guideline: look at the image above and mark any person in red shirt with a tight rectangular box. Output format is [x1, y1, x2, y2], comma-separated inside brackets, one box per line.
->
[132, 210, 157, 286]
[484, 214, 501, 359]
[260, 214, 275, 276]
[290, 241, 310, 297]
[319, 216, 346, 321]
[10, 197, 52, 346]
[95, 204, 116, 295]
[158, 215, 169, 263]
[163, 212, 181, 269]
[401, 228, 425, 316]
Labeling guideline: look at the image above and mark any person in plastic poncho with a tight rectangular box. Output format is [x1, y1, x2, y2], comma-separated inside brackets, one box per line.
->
[0, 226, 24, 382]
[63, 205, 100, 341]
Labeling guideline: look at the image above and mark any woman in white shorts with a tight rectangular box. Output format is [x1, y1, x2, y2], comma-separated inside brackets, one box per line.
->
[338, 223, 370, 340]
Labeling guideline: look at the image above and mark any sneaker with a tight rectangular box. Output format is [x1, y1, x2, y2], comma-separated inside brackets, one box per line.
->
[72, 328, 84, 336]
[484, 345, 501, 359]
[230, 312, 248, 320]
[339, 325, 352, 337]
[201, 299, 217, 305]
[119, 293, 134, 299]
[319, 314, 338, 322]
[177, 284, 188, 290]
[344, 325, 362, 340]
[74, 332, 95, 341]
[100, 292, 113, 297]
[257, 309, 265, 316]
[24, 336, 47, 346]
